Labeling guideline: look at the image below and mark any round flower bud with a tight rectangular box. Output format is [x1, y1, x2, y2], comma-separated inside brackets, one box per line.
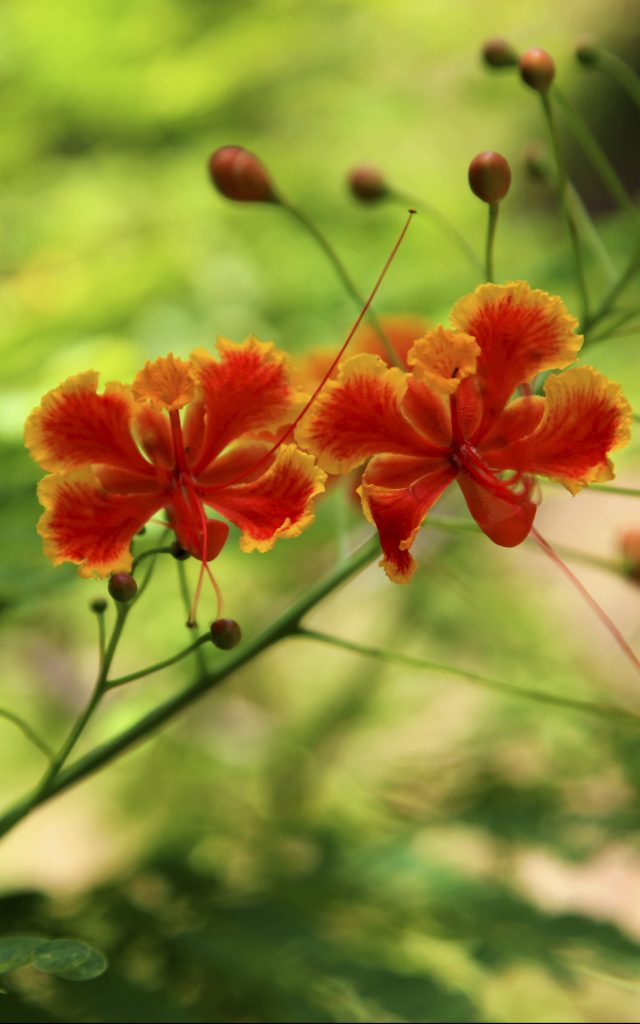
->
[575, 40, 598, 67]
[208, 146, 277, 203]
[620, 529, 640, 583]
[170, 540, 190, 561]
[90, 597, 108, 614]
[210, 618, 242, 650]
[108, 572, 138, 603]
[482, 38, 518, 69]
[348, 164, 389, 203]
[468, 151, 512, 203]
[519, 48, 556, 92]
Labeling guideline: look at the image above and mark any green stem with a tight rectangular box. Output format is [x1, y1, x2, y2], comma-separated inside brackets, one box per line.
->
[579, 482, 640, 498]
[565, 182, 618, 285]
[281, 200, 399, 366]
[96, 608, 106, 669]
[108, 634, 211, 688]
[590, 49, 640, 113]
[553, 86, 637, 216]
[541, 91, 590, 322]
[0, 536, 381, 838]
[176, 559, 207, 674]
[485, 202, 499, 282]
[391, 188, 483, 275]
[581, 238, 640, 334]
[0, 709, 54, 763]
[298, 628, 640, 724]
[131, 545, 174, 571]
[588, 307, 640, 344]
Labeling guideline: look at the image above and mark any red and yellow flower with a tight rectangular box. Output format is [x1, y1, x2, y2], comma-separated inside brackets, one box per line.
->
[297, 282, 631, 582]
[26, 337, 326, 579]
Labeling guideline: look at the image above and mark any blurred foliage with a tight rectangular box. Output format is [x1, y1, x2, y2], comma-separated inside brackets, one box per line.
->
[1, 0, 640, 1021]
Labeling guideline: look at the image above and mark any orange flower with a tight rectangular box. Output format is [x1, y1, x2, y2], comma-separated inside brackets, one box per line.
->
[26, 338, 326, 579]
[298, 282, 631, 582]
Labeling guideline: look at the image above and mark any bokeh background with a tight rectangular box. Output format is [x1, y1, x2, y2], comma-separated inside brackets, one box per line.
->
[2, 0, 640, 1020]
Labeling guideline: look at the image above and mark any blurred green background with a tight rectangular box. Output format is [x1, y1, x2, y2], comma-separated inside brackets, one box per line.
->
[2, 0, 640, 1020]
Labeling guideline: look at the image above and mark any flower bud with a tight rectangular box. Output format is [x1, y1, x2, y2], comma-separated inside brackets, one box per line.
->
[482, 38, 518, 69]
[348, 164, 389, 203]
[519, 48, 556, 92]
[208, 146, 277, 203]
[210, 618, 242, 650]
[575, 39, 598, 67]
[108, 572, 138, 603]
[90, 597, 108, 614]
[468, 151, 512, 203]
[523, 142, 551, 182]
[170, 540, 190, 561]
[620, 529, 640, 583]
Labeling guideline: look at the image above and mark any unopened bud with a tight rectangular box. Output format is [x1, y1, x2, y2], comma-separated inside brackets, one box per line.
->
[620, 529, 640, 583]
[523, 142, 551, 181]
[575, 39, 598, 67]
[482, 38, 518, 69]
[209, 618, 242, 650]
[170, 540, 190, 561]
[468, 151, 512, 203]
[348, 165, 389, 203]
[208, 145, 277, 203]
[90, 598, 108, 614]
[108, 572, 138, 603]
[519, 48, 555, 92]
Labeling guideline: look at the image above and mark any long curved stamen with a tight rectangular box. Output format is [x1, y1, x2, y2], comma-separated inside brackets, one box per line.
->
[205, 210, 417, 494]
[532, 527, 640, 674]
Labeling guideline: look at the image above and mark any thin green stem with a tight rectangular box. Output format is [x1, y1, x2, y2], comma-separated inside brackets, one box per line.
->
[578, 482, 640, 498]
[281, 200, 399, 366]
[589, 49, 640, 113]
[391, 188, 483, 275]
[108, 634, 211, 688]
[0, 709, 54, 763]
[553, 86, 637, 216]
[176, 559, 207, 675]
[96, 608, 106, 669]
[541, 91, 590, 323]
[589, 307, 640, 344]
[0, 535, 381, 838]
[131, 545, 174, 571]
[297, 628, 640, 724]
[566, 182, 618, 285]
[581, 238, 640, 335]
[485, 202, 499, 282]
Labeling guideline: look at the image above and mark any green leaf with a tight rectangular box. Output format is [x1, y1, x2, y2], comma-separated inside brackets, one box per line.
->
[0, 935, 46, 974]
[31, 939, 108, 981]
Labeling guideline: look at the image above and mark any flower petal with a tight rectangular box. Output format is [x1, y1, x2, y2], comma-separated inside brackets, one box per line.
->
[480, 394, 545, 461]
[360, 458, 456, 583]
[450, 282, 582, 430]
[408, 327, 480, 395]
[37, 469, 164, 578]
[132, 354, 196, 411]
[296, 353, 442, 474]
[190, 337, 303, 473]
[202, 444, 326, 553]
[498, 366, 632, 493]
[25, 372, 152, 475]
[401, 377, 452, 448]
[457, 471, 536, 547]
[196, 441, 273, 487]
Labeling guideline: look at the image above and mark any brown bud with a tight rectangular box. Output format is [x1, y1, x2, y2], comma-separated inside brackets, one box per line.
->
[210, 618, 242, 650]
[108, 572, 138, 603]
[620, 529, 640, 583]
[468, 151, 512, 203]
[170, 540, 190, 561]
[348, 164, 390, 203]
[575, 39, 598, 67]
[519, 48, 556, 92]
[208, 146, 277, 203]
[482, 38, 518, 69]
[90, 597, 108, 614]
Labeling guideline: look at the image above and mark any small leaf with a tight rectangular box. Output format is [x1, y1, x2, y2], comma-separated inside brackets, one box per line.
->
[0, 935, 46, 974]
[31, 939, 104, 980]
[52, 948, 108, 981]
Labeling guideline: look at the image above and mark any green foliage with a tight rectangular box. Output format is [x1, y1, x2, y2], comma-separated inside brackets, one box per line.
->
[0, 935, 107, 984]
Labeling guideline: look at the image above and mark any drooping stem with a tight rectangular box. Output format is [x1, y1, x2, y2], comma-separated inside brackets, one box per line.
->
[281, 199, 399, 366]
[296, 628, 640, 723]
[0, 709, 55, 764]
[586, 49, 640, 114]
[540, 91, 590, 323]
[108, 633, 211, 688]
